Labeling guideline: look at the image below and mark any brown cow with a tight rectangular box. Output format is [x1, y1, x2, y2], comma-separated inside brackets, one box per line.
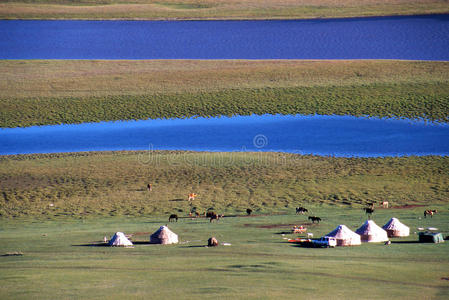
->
[424, 210, 437, 218]
[188, 193, 197, 201]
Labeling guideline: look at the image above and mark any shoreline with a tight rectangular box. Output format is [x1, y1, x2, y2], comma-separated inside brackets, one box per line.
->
[2, 12, 448, 21]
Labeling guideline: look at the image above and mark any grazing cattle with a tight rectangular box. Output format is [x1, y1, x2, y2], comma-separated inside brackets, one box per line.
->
[147, 183, 152, 191]
[296, 207, 308, 214]
[189, 211, 200, 219]
[364, 207, 374, 218]
[210, 213, 220, 223]
[205, 211, 216, 218]
[246, 208, 253, 216]
[208, 237, 219, 247]
[188, 193, 197, 201]
[308, 216, 321, 223]
[380, 201, 389, 208]
[424, 210, 438, 218]
[169, 214, 178, 222]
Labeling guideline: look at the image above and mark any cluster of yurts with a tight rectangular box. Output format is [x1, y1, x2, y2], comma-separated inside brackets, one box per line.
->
[108, 226, 178, 247]
[325, 217, 410, 246]
[106, 218, 410, 247]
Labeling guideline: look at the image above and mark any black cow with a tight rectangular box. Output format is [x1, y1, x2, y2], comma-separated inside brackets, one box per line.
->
[169, 214, 178, 222]
[308, 216, 321, 223]
[296, 207, 308, 214]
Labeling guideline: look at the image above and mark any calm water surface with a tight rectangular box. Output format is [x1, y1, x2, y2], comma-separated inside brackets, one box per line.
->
[1, 15, 449, 59]
[1, 115, 448, 157]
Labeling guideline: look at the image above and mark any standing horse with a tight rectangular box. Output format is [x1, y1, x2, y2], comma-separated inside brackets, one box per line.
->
[169, 214, 178, 222]
[188, 193, 197, 201]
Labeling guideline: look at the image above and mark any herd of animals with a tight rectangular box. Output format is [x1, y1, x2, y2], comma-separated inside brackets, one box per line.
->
[146, 185, 439, 223]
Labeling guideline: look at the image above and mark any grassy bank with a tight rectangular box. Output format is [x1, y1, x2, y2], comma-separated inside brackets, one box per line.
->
[1, 209, 448, 299]
[1, 151, 448, 218]
[1, 0, 448, 20]
[1, 60, 449, 127]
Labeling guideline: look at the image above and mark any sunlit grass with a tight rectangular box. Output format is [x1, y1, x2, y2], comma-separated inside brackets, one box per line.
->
[1, 151, 448, 218]
[0, 0, 448, 20]
[1, 60, 448, 127]
[0, 206, 448, 299]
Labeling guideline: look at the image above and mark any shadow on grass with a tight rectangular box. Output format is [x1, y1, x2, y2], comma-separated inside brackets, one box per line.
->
[73, 243, 109, 247]
[131, 241, 152, 245]
[169, 198, 185, 202]
[391, 240, 421, 244]
[275, 231, 294, 235]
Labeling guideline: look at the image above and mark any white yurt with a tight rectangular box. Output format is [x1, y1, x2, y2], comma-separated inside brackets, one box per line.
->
[355, 220, 389, 243]
[325, 225, 361, 246]
[150, 226, 179, 245]
[382, 218, 410, 237]
[108, 232, 133, 247]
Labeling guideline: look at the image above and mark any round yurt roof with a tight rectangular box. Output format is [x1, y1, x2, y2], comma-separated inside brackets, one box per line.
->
[325, 225, 361, 246]
[382, 218, 410, 237]
[109, 232, 133, 246]
[355, 220, 389, 242]
[150, 226, 179, 245]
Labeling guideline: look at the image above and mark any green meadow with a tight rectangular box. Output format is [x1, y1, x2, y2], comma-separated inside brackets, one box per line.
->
[1, 152, 448, 218]
[1, 206, 448, 299]
[2, 2, 449, 297]
[1, 60, 449, 127]
[1, 0, 448, 20]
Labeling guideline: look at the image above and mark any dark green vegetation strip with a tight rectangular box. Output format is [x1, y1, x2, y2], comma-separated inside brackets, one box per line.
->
[1, 151, 448, 218]
[2, 82, 449, 127]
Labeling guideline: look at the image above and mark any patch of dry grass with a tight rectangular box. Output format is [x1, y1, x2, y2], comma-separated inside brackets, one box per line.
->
[1, 60, 448, 98]
[0, 0, 448, 19]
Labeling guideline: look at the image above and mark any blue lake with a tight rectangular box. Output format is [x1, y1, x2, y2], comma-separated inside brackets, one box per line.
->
[1, 15, 449, 60]
[1, 115, 448, 157]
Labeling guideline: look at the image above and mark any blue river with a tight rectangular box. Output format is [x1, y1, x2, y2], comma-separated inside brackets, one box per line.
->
[1, 115, 448, 157]
[1, 15, 449, 60]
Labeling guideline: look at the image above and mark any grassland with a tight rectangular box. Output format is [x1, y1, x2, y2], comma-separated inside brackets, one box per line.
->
[1, 151, 448, 218]
[1, 60, 449, 127]
[1, 0, 448, 20]
[1, 207, 448, 299]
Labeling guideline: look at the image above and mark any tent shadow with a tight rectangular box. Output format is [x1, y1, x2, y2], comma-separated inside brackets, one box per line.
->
[132, 241, 153, 245]
[73, 243, 109, 247]
[391, 240, 420, 244]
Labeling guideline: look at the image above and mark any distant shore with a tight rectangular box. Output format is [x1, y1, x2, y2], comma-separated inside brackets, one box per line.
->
[1, 1, 448, 20]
